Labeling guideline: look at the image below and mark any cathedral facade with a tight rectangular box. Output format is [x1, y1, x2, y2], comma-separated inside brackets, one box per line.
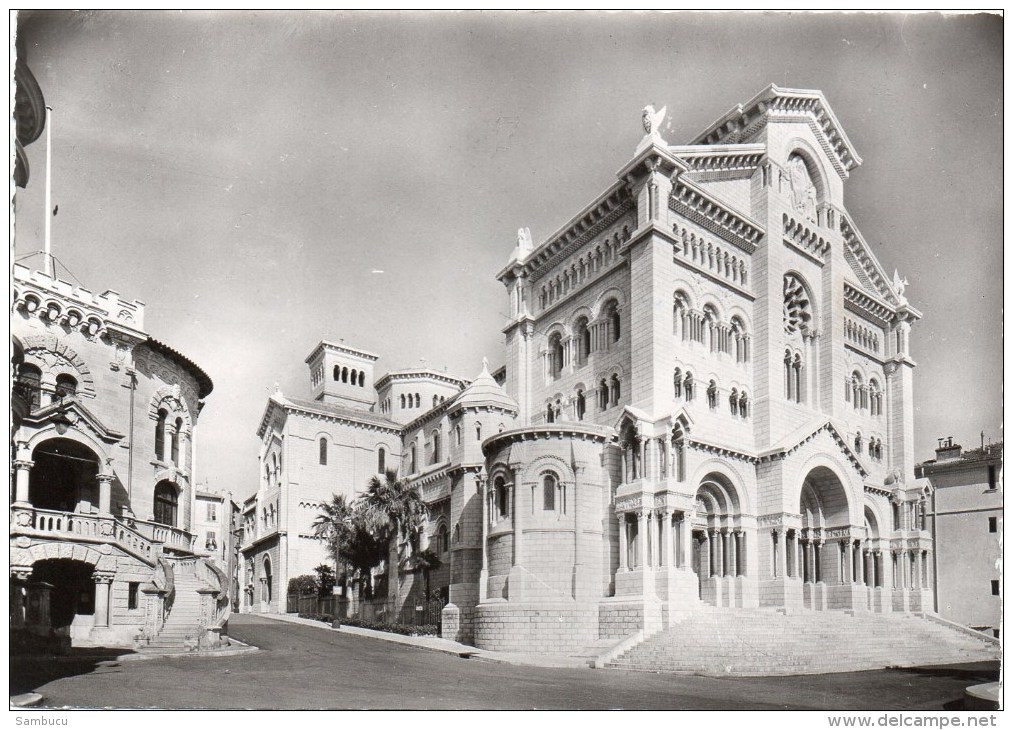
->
[246, 85, 935, 654]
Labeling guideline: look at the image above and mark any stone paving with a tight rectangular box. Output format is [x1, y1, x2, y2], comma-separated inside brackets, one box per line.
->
[9, 614, 1000, 710]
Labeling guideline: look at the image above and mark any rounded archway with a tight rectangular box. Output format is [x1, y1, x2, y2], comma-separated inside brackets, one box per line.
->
[261, 555, 273, 608]
[692, 473, 745, 605]
[29, 438, 101, 513]
[153, 480, 180, 526]
[30, 558, 95, 629]
[799, 466, 850, 529]
[798, 465, 853, 591]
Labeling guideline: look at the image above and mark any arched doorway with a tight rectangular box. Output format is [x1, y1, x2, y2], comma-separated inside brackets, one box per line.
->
[153, 480, 179, 526]
[799, 466, 852, 608]
[261, 556, 273, 611]
[29, 559, 95, 633]
[29, 438, 100, 513]
[692, 474, 744, 607]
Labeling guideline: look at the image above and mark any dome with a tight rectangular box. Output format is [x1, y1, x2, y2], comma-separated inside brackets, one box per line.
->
[453, 359, 517, 413]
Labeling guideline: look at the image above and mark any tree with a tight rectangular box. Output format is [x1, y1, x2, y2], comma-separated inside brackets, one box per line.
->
[313, 564, 336, 596]
[411, 548, 442, 600]
[360, 468, 428, 609]
[313, 494, 354, 589]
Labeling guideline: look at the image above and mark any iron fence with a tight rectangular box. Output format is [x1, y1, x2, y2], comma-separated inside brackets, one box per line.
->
[287, 592, 445, 628]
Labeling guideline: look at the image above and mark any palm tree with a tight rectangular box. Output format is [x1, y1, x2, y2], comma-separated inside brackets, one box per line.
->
[360, 468, 428, 609]
[313, 494, 354, 593]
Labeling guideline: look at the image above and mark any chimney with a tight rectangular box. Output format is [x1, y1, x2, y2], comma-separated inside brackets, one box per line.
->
[935, 436, 962, 462]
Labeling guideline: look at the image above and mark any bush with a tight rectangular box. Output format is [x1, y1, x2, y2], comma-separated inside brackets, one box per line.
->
[339, 617, 438, 637]
[288, 575, 319, 596]
[298, 612, 333, 624]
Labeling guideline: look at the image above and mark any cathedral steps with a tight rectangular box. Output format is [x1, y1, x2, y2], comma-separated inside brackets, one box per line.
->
[140, 571, 207, 651]
[606, 607, 999, 676]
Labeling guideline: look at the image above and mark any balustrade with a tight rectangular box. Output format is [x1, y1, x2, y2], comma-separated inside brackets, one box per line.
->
[672, 222, 750, 289]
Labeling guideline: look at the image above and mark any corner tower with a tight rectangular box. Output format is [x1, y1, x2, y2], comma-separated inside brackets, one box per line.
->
[305, 340, 379, 410]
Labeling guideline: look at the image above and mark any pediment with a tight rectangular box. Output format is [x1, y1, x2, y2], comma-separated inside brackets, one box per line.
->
[762, 418, 867, 479]
[24, 397, 125, 444]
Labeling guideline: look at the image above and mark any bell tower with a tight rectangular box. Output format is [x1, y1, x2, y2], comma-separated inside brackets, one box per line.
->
[304, 340, 379, 410]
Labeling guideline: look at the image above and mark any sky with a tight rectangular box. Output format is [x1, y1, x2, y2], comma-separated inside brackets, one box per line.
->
[13, 11, 1003, 499]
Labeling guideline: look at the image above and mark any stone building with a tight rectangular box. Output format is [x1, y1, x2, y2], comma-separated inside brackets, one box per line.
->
[916, 437, 1003, 637]
[242, 85, 997, 667]
[10, 265, 231, 650]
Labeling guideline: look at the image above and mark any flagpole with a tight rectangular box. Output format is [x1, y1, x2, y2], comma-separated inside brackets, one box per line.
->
[43, 105, 53, 277]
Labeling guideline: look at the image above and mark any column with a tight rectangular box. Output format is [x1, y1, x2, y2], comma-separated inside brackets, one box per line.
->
[776, 528, 787, 580]
[511, 472, 522, 567]
[727, 528, 737, 577]
[737, 530, 746, 576]
[479, 474, 489, 599]
[638, 511, 649, 569]
[709, 529, 718, 576]
[661, 510, 673, 569]
[618, 513, 628, 570]
[97, 473, 114, 515]
[10, 570, 31, 627]
[661, 435, 671, 479]
[13, 441, 33, 504]
[645, 510, 655, 567]
[914, 551, 923, 590]
[681, 514, 694, 570]
[94, 574, 113, 628]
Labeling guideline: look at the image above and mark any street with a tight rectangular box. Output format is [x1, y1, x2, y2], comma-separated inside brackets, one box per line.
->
[10, 614, 999, 710]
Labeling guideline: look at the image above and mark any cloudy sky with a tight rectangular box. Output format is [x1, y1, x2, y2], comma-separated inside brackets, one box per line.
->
[14, 11, 1003, 497]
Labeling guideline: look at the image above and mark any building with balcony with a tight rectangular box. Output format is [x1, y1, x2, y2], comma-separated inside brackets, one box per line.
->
[916, 437, 1003, 637]
[240, 85, 997, 668]
[10, 265, 230, 651]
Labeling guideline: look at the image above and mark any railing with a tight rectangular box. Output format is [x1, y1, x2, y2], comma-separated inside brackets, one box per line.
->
[12, 505, 156, 564]
[132, 518, 197, 553]
[197, 559, 231, 631]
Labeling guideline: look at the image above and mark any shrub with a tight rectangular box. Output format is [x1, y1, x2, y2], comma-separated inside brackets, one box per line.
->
[288, 575, 319, 596]
[339, 617, 438, 637]
[298, 612, 333, 624]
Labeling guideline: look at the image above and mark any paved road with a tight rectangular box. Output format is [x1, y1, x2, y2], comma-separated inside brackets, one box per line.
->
[11, 614, 999, 710]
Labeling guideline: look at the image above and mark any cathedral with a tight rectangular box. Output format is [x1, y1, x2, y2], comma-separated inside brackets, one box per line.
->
[243, 85, 953, 656]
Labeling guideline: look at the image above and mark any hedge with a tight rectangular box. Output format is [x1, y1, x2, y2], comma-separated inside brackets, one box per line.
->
[298, 612, 438, 637]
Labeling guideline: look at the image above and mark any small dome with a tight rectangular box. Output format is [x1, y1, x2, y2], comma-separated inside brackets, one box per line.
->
[455, 360, 517, 413]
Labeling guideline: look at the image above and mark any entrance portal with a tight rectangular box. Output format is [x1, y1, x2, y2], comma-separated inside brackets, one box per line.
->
[29, 438, 101, 513]
[30, 559, 95, 629]
[799, 466, 852, 608]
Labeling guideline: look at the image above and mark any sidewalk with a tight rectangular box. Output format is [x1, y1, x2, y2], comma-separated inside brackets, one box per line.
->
[260, 613, 594, 669]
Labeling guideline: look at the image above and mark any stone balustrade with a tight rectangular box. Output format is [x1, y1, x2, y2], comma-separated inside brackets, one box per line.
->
[132, 518, 196, 553]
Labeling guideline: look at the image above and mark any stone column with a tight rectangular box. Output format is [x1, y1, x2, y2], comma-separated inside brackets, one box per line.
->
[13, 441, 33, 505]
[776, 528, 787, 580]
[914, 550, 923, 590]
[97, 472, 115, 515]
[709, 529, 718, 576]
[10, 569, 31, 628]
[661, 510, 673, 568]
[645, 510, 655, 568]
[479, 473, 488, 601]
[508, 467, 525, 600]
[737, 530, 746, 576]
[94, 574, 113, 628]
[618, 512, 628, 571]
[843, 540, 853, 583]
[638, 510, 649, 569]
[511, 476, 522, 567]
[681, 514, 694, 570]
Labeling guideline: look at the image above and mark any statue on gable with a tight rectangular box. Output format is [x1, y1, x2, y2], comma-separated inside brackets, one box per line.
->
[787, 155, 818, 223]
[516, 227, 533, 255]
[642, 104, 667, 136]
[892, 269, 909, 302]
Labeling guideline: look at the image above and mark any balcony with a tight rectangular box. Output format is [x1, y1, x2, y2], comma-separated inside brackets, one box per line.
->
[10, 505, 196, 565]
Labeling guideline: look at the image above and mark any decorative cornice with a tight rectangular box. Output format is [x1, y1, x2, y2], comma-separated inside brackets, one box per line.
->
[839, 214, 901, 307]
[843, 282, 895, 328]
[481, 423, 613, 457]
[782, 212, 831, 263]
[687, 438, 757, 464]
[304, 340, 380, 365]
[374, 369, 470, 391]
[669, 177, 764, 253]
[525, 198, 634, 284]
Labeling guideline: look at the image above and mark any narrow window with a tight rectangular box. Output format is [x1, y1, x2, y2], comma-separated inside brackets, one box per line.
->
[333, 365, 340, 381]
[432, 431, 441, 463]
[342, 367, 348, 383]
[400, 393, 406, 409]
[319, 438, 328, 465]
[415, 393, 420, 408]
[207, 502, 217, 522]
[155, 409, 168, 462]
[546, 403, 555, 423]
[992, 580, 1000, 596]
[610, 374, 621, 406]
[543, 474, 556, 511]
[377, 447, 386, 473]
[988, 465, 997, 490]
[707, 380, 718, 409]
[599, 380, 609, 410]
[610, 307, 621, 342]
[55, 374, 77, 399]
[409, 443, 417, 473]
[16, 364, 42, 410]
[171, 417, 182, 465]
[576, 390, 586, 421]
[684, 373, 694, 401]
[673, 368, 682, 398]
[476, 423, 482, 441]
[988, 516, 998, 533]
[128, 582, 140, 610]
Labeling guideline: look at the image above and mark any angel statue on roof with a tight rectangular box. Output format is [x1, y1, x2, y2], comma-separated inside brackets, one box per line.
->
[892, 269, 909, 301]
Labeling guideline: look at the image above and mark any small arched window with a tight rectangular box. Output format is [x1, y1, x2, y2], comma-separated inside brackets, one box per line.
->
[415, 393, 421, 408]
[739, 391, 749, 418]
[432, 430, 441, 464]
[155, 408, 168, 462]
[548, 333, 564, 378]
[351, 369, 358, 385]
[400, 394, 406, 409]
[610, 374, 621, 406]
[495, 476, 509, 519]
[16, 364, 42, 410]
[437, 523, 449, 553]
[341, 367, 349, 383]
[684, 372, 694, 401]
[377, 446, 385, 473]
[608, 303, 621, 342]
[576, 389, 586, 421]
[542, 473, 557, 511]
[333, 365, 340, 381]
[546, 402, 555, 423]
[673, 368, 682, 398]
[455, 424, 462, 446]
[854, 433, 863, 454]
[55, 374, 77, 399]
[707, 380, 718, 409]
[358, 371, 365, 387]
[319, 438, 327, 465]
[729, 388, 738, 414]
[153, 481, 178, 526]
[577, 317, 591, 363]
[476, 422, 482, 441]
[409, 443, 417, 474]
[598, 379, 609, 410]
[171, 417, 183, 465]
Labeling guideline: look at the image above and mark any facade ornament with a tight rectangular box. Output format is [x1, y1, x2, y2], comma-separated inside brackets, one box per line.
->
[892, 269, 909, 302]
[16, 536, 32, 548]
[14, 511, 32, 527]
[641, 104, 667, 136]
[516, 227, 533, 255]
[787, 155, 818, 223]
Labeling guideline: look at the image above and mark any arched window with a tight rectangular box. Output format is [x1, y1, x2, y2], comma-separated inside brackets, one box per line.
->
[437, 523, 449, 553]
[731, 317, 749, 363]
[548, 332, 564, 379]
[598, 379, 609, 410]
[351, 369, 358, 386]
[455, 425, 462, 446]
[673, 367, 682, 398]
[608, 302, 621, 342]
[415, 393, 420, 408]
[542, 473, 557, 511]
[851, 373, 862, 409]
[341, 367, 349, 383]
[153, 481, 178, 526]
[673, 291, 689, 340]
[870, 380, 882, 416]
[358, 371, 365, 387]
[432, 431, 441, 463]
[155, 408, 168, 462]
[400, 393, 406, 409]
[409, 443, 417, 474]
[703, 304, 719, 353]
[739, 391, 749, 418]
[684, 372, 694, 401]
[576, 389, 586, 421]
[433, 394, 439, 407]
[854, 432, 863, 454]
[377, 446, 386, 472]
[55, 374, 77, 399]
[707, 380, 718, 409]
[16, 363, 42, 410]
[333, 365, 340, 381]
[546, 402, 555, 423]
[495, 476, 509, 520]
[577, 317, 591, 364]
[610, 374, 621, 406]
[171, 417, 183, 465]
[729, 388, 738, 414]
[793, 354, 803, 404]
[475, 422, 482, 441]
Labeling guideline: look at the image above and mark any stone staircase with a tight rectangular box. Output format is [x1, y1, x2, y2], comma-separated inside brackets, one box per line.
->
[141, 570, 205, 652]
[606, 607, 1000, 676]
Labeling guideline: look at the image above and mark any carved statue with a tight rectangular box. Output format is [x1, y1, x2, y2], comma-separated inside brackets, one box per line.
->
[787, 155, 818, 223]
[892, 269, 909, 300]
[516, 227, 533, 253]
[642, 104, 667, 136]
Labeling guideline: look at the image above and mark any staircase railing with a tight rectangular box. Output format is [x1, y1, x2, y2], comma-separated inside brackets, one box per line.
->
[11, 505, 156, 565]
[196, 559, 231, 631]
[131, 518, 197, 554]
